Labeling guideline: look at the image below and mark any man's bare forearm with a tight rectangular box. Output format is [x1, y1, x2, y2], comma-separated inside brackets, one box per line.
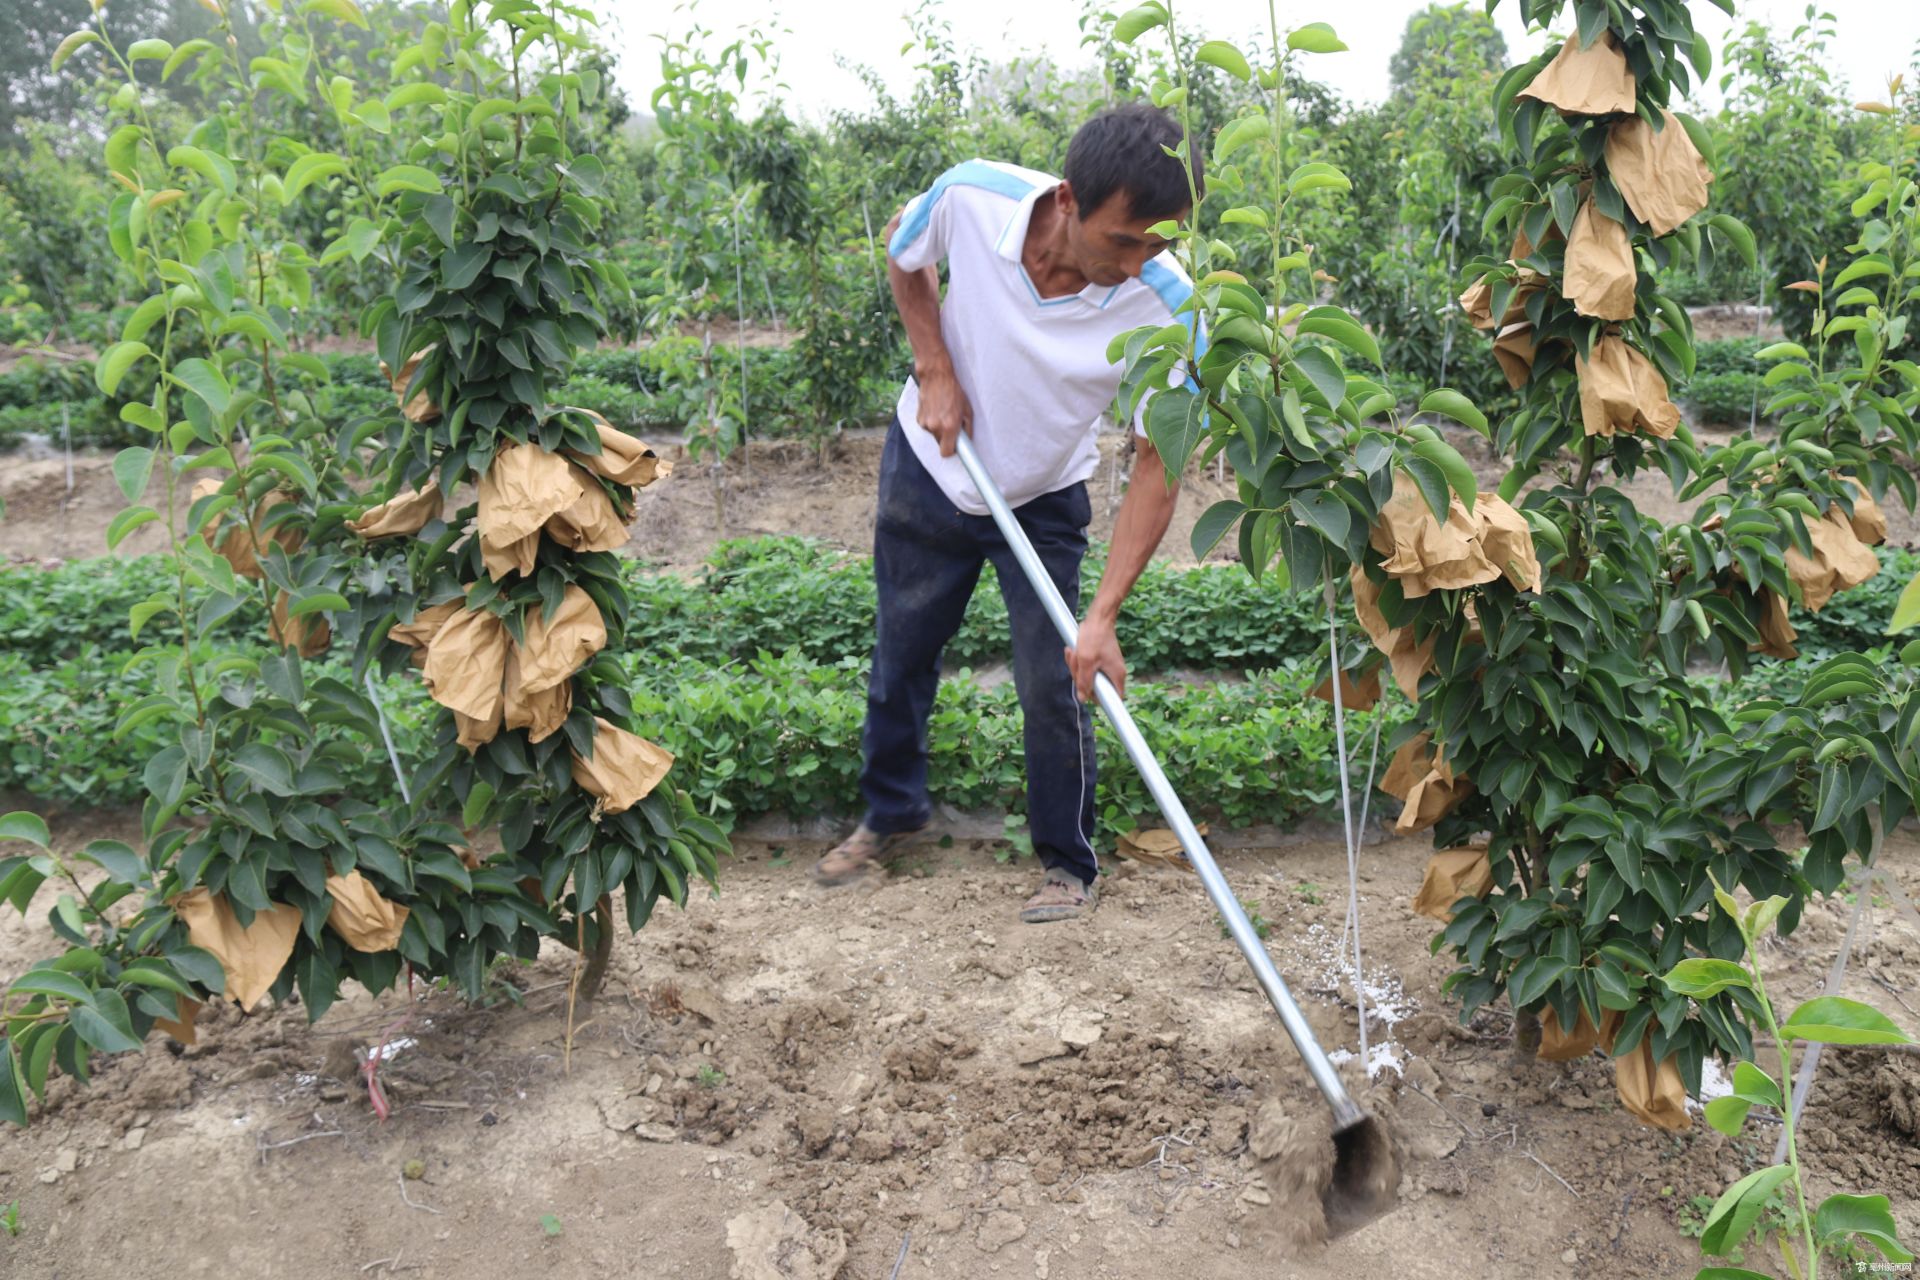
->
[886, 253, 953, 378]
[1088, 440, 1178, 623]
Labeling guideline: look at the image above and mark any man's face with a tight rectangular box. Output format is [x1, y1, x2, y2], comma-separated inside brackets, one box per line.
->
[1059, 184, 1184, 287]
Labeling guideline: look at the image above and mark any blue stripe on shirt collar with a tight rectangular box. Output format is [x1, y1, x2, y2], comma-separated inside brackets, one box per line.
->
[889, 160, 1040, 258]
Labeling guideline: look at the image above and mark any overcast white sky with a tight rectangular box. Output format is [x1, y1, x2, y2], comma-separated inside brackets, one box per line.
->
[600, 0, 1919, 122]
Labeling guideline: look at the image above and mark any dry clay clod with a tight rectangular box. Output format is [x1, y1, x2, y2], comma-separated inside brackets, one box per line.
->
[724, 1200, 847, 1280]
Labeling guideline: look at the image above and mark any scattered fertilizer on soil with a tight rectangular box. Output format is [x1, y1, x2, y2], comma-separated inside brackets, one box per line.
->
[1294, 918, 1416, 1078]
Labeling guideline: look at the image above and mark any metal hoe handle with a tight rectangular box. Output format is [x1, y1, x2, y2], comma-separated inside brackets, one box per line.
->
[953, 433, 1365, 1130]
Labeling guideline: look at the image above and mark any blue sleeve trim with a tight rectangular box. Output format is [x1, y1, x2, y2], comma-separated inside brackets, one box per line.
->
[1140, 257, 1207, 389]
[888, 161, 1039, 258]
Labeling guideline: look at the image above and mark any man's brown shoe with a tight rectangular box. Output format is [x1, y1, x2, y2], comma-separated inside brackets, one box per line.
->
[812, 823, 931, 886]
[1019, 868, 1099, 923]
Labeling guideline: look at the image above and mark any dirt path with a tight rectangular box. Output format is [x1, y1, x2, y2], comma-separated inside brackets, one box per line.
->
[13, 415, 1920, 576]
[2, 811, 1915, 1279]
[0, 430, 1248, 573]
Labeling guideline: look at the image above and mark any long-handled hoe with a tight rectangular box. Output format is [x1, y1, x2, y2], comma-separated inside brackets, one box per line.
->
[955, 432, 1399, 1234]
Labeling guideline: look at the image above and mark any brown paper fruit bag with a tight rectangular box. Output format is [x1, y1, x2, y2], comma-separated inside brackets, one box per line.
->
[388, 601, 463, 669]
[172, 888, 301, 1011]
[1115, 824, 1207, 872]
[324, 871, 410, 952]
[1474, 495, 1543, 592]
[1380, 732, 1436, 801]
[1492, 322, 1538, 390]
[514, 585, 606, 692]
[1841, 477, 1887, 546]
[1458, 274, 1496, 331]
[1565, 200, 1637, 321]
[1754, 588, 1798, 660]
[153, 996, 202, 1046]
[1381, 733, 1472, 835]
[1397, 767, 1473, 836]
[1576, 335, 1681, 439]
[348, 483, 443, 539]
[1310, 665, 1381, 712]
[564, 407, 673, 489]
[1785, 509, 1879, 611]
[1615, 1039, 1691, 1131]
[1370, 478, 1499, 598]
[382, 347, 442, 424]
[454, 703, 504, 752]
[503, 650, 571, 743]
[1410, 845, 1493, 923]
[269, 589, 331, 658]
[1538, 1006, 1600, 1061]
[1517, 31, 1636, 117]
[422, 606, 509, 724]
[1605, 111, 1712, 236]
[191, 481, 304, 580]
[1539, 1007, 1626, 1061]
[478, 443, 584, 579]
[570, 717, 675, 815]
[482, 530, 539, 580]
[1350, 567, 1438, 700]
[544, 461, 632, 553]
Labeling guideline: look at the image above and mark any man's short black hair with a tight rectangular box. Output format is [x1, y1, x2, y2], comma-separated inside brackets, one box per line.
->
[1063, 103, 1203, 223]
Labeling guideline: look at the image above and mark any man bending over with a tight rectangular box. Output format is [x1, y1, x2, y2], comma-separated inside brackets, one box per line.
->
[813, 104, 1202, 923]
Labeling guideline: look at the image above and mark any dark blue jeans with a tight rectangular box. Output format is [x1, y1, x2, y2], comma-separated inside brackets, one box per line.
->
[860, 418, 1099, 886]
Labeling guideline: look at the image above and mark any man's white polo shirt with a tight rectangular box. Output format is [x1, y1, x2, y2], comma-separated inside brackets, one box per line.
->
[888, 158, 1197, 516]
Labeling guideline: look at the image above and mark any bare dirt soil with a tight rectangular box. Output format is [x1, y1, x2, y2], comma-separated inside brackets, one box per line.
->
[2, 809, 1915, 1280]
[11, 420, 1920, 575]
[0, 430, 1249, 573]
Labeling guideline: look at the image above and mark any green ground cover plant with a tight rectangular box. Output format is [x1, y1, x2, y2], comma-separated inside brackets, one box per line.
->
[0, 641, 1381, 838]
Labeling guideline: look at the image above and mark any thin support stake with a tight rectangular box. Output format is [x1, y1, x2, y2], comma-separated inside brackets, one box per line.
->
[1774, 805, 1880, 1162]
[1339, 707, 1386, 964]
[1437, 172, 1461, 386]
[732, 210, 751, 466]
[1324, 576, 1368, 1067]
[365, 672, 412, 806]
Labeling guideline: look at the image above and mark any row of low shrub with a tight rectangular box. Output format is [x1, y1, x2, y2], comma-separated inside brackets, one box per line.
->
[0, 621, 1877, 844]
[0, 641, 1378, 841]
[1673, 335, 1771, 426]
[10, 534, 1909, 677]
[1, 537, 1332, 674]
